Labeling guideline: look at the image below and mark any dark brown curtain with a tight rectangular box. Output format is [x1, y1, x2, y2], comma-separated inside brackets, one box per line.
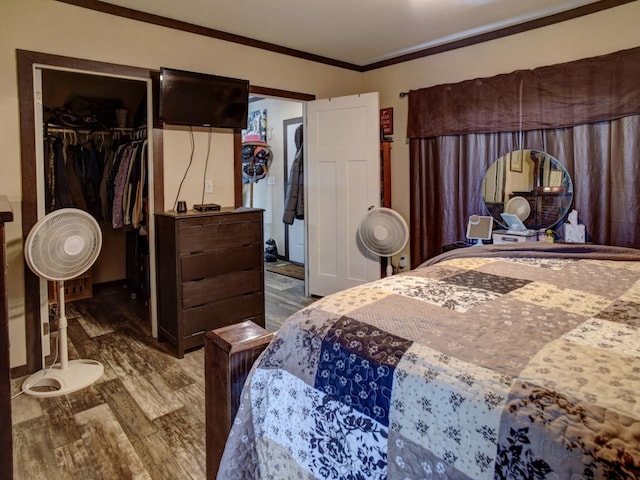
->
[408, 47, 640, 267]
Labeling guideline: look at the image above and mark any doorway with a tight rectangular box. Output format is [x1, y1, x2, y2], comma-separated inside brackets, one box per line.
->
[242, 97, 305, 271]
[35, 67, 154, 355]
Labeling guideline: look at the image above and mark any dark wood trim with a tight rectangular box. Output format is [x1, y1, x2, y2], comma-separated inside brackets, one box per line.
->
[54, 0, 632, 72]
[152, 128, 165, 212]
[16, 51, 43, 374]
[250, 86, 315, 103]
[17, 49, 156, 80]
[0, 196, 13, 480]
[233, 131, 243, 208]
[54, 0, 362, 72]
[16, 49, 164, 376]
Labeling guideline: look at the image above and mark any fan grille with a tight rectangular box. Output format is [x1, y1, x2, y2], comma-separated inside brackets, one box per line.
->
[25, 209, 102, 281]
[505, 196, 531, 221]
[358, 208, 408, 257]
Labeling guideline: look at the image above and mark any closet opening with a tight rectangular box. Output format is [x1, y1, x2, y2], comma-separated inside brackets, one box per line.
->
[17, 49, 162, 376]
[36, 67, 157, 363]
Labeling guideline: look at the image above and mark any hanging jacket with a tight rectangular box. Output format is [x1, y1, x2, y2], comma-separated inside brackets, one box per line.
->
[283, 124, 304, 225]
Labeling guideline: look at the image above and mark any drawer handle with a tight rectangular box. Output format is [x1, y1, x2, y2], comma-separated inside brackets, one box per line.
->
[500, 236, 519, 242]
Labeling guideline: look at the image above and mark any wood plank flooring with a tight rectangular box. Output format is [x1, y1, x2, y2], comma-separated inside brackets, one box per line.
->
[12, 266, 315, 479]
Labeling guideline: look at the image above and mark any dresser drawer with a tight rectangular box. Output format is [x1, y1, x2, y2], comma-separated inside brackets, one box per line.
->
[182, 268, 262, 308]
[183, 291, 265, 335]
[181, 246, 262, 281]
[179, 217, 261, 254]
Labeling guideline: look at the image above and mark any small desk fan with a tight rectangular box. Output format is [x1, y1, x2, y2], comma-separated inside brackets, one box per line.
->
[505, 196, 531, 221]
[358, 207, 409, 276]
[22, 208, 104, 397]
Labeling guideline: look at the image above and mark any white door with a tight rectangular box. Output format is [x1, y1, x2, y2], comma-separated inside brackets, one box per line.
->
[306, 92, 380, 297]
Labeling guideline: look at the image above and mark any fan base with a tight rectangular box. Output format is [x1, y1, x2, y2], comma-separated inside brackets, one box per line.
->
[21, 359, 104, 398]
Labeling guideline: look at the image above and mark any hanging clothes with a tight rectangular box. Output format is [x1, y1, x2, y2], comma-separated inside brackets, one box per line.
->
[43, 135, 87, 212]
[283, 124, 304, 225]
[78, 139, 104, 221]
[43, 127, 148, 232]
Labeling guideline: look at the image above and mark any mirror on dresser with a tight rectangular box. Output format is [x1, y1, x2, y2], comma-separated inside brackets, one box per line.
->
[482, 149, 573, 230]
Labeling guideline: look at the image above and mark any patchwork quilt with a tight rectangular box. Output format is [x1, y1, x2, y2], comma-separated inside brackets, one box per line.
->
[218, 244, 640, 479]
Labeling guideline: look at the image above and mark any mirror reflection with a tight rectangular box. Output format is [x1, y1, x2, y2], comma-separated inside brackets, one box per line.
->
[482, 149, 573, 230]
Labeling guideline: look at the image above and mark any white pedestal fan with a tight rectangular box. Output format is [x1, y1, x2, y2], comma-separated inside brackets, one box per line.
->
[358, 206, 409, 277]
[22, 208, 104, 397]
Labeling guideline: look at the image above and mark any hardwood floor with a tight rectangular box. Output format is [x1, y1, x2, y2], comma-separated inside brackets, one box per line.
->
[12, 267, 314, 479]
[264, 263, 315, 331]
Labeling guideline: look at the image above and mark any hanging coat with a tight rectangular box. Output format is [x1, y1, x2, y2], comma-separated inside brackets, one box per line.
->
[283, 124, 304, 225]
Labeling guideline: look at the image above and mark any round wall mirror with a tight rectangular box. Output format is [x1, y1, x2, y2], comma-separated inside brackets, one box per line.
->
[482, 149, 573, 230]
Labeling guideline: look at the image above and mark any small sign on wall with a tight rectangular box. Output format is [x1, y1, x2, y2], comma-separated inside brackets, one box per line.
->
[380, 107, 393, 137]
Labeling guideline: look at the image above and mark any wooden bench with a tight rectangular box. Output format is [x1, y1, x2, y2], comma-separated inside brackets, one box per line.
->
[204, 320, 274, 479]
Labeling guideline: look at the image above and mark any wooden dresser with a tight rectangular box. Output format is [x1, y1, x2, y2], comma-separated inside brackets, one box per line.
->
[155, 207, 265, 358]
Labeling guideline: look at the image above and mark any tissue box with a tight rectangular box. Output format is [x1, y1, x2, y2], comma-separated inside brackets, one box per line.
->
[564, 224, 585, 243]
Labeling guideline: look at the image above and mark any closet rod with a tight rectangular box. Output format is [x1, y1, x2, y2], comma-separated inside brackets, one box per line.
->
[44, 124, 136, 136]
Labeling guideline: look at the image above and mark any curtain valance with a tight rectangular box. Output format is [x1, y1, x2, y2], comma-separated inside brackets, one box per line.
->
[407, 46, 640, 138]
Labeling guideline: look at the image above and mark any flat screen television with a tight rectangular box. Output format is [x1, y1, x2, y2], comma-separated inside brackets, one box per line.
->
[159, 67, 249, 128]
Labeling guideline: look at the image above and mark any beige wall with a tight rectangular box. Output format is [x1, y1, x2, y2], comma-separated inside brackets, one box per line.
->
[1, 0, 362, 368]
[2, 0, 639, 368]
[362, 1, 640, 267]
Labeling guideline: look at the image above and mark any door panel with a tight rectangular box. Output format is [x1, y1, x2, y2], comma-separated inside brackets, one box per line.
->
[307, 93, 380, 297]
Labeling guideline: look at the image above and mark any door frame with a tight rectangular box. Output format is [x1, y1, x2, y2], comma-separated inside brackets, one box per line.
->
[16, 49, 165, 375]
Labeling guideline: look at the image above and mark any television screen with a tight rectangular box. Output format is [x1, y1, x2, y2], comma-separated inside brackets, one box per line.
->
[159, 67, 249, 128]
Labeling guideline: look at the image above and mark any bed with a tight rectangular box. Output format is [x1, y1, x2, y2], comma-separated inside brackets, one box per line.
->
[214, 243, 640, 479]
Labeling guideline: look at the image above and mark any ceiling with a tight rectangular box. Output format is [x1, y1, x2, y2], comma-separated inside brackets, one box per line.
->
[79, 0, 623, 69]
